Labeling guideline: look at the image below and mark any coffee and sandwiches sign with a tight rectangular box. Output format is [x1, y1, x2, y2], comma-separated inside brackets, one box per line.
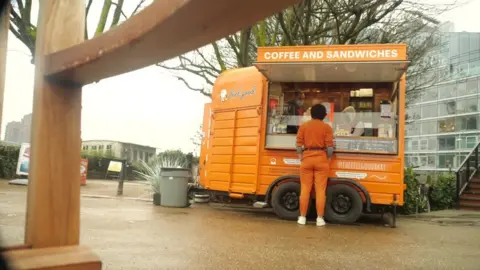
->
[257, 44, 407, 63]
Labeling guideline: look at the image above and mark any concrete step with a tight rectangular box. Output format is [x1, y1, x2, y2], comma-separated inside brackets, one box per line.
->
[459, 199, 480, 208]
[459, 206, 480, 211]
[460, 193, 480, 201]
[464, 188, 480, 195]
[471, 178, 480, 184]
[470, 183, 480, 189]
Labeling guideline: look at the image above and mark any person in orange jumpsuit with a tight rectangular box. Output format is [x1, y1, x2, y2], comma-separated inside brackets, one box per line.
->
[295, 104, 334, 226]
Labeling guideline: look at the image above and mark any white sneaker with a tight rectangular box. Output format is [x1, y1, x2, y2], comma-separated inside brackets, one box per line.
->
[316, 217, 326, 227]
[297, 216, 306, 225]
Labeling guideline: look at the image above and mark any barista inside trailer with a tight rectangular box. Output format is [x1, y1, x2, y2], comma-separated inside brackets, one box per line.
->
[262, 48, 400, 61]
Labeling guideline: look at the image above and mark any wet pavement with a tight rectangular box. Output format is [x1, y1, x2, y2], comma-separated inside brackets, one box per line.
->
[1, 180, 480, 269]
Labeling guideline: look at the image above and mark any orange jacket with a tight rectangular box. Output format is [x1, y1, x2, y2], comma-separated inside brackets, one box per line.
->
[296, 119, 334, 159]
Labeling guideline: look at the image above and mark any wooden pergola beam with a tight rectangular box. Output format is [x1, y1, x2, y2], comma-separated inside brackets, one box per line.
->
[0, 3, 9, 136]
[44, 0, 302, 86]
[25, 0, 85, 248]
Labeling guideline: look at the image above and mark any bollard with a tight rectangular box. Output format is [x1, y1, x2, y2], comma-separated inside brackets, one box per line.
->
[116, 160, 126, 196]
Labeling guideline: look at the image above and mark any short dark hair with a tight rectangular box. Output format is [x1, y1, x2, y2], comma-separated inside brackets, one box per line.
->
[311, 104, 327, 120]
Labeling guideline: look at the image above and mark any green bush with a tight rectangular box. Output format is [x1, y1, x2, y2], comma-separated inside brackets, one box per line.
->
[0, 144, 20, 179]
[402, 167, 457, 214]
[401, 167, 419, 215]
[429, 172, 456, 211]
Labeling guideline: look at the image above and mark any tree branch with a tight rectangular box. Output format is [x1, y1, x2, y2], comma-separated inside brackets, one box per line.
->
[131, 0, 147, 17]
[174, 76, 211, 98]
[211, 42, 227, 72]
[85, 0, 94, 39]
[95, 0, 112, 36]
[110, 0, 126, 27]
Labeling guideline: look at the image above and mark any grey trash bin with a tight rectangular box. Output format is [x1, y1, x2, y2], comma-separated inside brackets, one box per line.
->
[160, 167, 191, 207]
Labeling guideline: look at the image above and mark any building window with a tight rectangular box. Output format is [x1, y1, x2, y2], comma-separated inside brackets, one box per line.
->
[449, 34, 459, 58]
[466, 136, 478, 148]
[438, 118, 456, 133]
[456, 115, 478, 131]
[406, 106, 421, 121]
[82, 146, 88, 150]
[421, 121, 437, 135]
[456, 136, 467, 149]
[411, 140, 419, 151]
[456, 98, 478, 114]
[459, 33, 470, 55]
[456, 81, 468, 97]
[438, 153, 455, 169]
[466, 78, 478, 95]
[428, 137, 437, 150]
[92, 146, 97, 150]
[470, 34, 480, 56]
[419, 139, 428, 150]
[98, 145, 104, 150]
[469, 60, 480, 77]
[410, 156, 419, 167]
[106, 145, 112, 150]
[438, 136, 455, 150]
[457, 155, 467, 167]
[406, 122, 420, 136]
[421, 103, 438, 118]
[427, 155, 436, 168]
[438, 83, 456, 100]
[133, 150, 138, 161]
[438, 100, 456, 116]
[419, 155, 428, 167]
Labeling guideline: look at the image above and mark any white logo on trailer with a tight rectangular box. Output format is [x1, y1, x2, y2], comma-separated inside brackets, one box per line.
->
[220, 89, 228, 102]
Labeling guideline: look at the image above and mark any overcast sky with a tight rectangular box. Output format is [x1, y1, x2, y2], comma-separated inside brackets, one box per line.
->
[2, 0, 480, 154]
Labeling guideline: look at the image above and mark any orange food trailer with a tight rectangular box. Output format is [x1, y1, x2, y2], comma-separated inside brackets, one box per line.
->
[198, 44, 410, 226]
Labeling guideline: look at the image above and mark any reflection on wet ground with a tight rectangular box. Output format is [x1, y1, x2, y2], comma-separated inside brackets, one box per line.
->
[1, 180, 480, 269]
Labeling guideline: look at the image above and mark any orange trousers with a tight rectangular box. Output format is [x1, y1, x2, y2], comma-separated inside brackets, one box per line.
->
[299, 155, 329, 217]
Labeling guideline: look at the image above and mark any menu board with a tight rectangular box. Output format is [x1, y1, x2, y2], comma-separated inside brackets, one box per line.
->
[334, 137, 397, 154]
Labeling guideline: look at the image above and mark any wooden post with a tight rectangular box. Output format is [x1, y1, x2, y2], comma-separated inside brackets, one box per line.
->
[0, 4, 9, 136]
[117, 160, 126, 196]
[25, 1, 85, 248]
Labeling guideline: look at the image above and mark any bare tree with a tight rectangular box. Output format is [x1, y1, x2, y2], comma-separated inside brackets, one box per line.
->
[9, 0, 149, 61]
[191, 124, 203, 154]
[158, 0, 458, 98]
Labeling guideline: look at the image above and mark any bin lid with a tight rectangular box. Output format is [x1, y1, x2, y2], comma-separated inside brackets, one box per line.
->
[160, 167, 191, 177]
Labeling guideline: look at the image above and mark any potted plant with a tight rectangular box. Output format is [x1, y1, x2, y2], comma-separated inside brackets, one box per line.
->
[136, 153, 190, 205]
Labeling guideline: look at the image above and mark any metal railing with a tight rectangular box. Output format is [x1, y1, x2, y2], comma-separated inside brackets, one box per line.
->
[455, 141, 480, 207]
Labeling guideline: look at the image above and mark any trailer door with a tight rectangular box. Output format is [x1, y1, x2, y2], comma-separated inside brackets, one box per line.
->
[206, 107, 262, 194]
[206, 67, 265, 194]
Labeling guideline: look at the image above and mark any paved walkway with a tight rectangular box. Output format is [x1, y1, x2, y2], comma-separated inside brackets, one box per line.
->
[1, 180, 480, 269]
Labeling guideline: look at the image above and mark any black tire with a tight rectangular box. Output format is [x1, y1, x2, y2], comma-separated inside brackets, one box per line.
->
[324, 184, 363, 224]
[271, 182, 301, 220]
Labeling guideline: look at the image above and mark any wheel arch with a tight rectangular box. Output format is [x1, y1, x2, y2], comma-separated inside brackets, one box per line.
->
[265, 175, 300, 207]
[264, 175, 372, 212]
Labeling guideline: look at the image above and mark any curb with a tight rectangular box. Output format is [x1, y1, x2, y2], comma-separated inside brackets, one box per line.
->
[81, 194, 152, 202]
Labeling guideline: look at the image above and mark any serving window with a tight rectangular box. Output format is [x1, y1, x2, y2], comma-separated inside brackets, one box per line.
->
[265, 82, 399, 154]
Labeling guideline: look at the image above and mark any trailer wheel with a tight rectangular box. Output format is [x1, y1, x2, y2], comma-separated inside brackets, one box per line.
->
[324, 184, 363, 224]
[271, 182, 300, 220]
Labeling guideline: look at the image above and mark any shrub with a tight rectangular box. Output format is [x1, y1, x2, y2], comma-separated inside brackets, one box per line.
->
[401, 167, 419, 215]
[429, 172, 456, 211]
[402, 167, 457, 214]
[136, 154, 190, 194]
[0, 144, 20, 179]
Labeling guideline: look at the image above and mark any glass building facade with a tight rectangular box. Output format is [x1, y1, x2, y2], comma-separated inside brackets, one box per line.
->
[405, 32, 480, 171]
